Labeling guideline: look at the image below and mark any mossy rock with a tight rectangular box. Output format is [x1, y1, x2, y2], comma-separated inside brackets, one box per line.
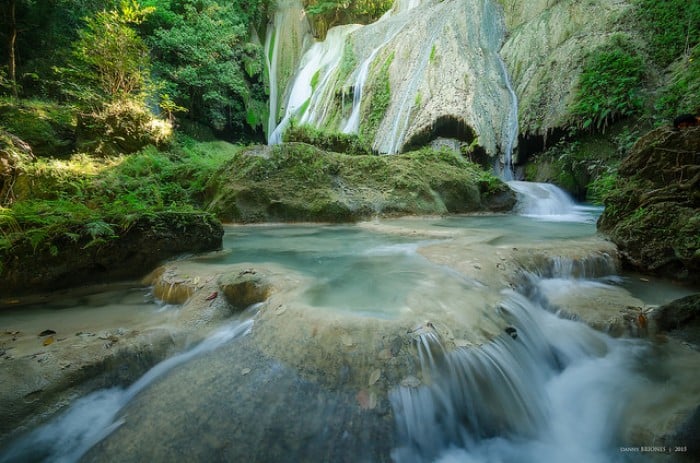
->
[0, 211, 223, 298]
[598, 126, 700, 282]
[0, 99, 76, 157]
[205, 143, 515, 222]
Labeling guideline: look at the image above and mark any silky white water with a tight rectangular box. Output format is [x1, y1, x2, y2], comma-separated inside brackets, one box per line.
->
[0, 317, 255, 463]
[1, 201, 697, 462]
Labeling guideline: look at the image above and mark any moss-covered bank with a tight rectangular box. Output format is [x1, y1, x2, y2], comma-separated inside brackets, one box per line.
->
[205, 143, 515, 222]
[598, 126, 700, 282]
[0, 211, 223, 299]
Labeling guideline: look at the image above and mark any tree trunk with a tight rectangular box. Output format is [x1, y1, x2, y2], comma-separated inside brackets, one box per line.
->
[8, 0, 18, 97]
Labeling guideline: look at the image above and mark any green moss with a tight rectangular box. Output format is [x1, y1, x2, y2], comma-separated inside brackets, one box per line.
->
[205, 143, 515, 222]
[310, 69, 321, 92]
[634, 0, 700, 68]
[0, 98, 77, 157]
[653, 44, 700, 120]
[362, 51, 394, 141]
[283, 122, 372, 154]
[1, 136, 237, 253]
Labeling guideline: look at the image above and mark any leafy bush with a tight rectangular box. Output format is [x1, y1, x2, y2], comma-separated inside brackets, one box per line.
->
[572, 38, 645, 132]
[144, 0, 267, 137]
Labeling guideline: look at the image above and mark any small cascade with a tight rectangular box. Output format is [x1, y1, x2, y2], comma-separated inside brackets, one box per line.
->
[269, 24, 361, 144]
[0, 318, 255, 463]
[342, 0, 423, 134]
[507, 180, 600, 222]
[390, 291, 651, 463]
[342, 48, 380, 134]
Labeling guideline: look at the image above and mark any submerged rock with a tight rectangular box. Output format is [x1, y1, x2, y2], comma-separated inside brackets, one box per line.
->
[598, 126, 700, 282]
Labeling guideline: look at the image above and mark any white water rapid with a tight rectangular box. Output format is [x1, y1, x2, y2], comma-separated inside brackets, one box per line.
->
[390, 288, 655, 463]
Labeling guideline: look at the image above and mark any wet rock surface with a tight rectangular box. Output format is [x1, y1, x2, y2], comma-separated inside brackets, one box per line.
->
[598, 126, 700, 283]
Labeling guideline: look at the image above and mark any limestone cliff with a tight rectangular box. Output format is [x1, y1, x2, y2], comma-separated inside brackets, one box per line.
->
[499, 0, 636, 139]
[267, 0, 638, 163]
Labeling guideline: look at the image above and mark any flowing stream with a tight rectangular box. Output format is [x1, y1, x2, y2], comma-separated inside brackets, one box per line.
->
[1, 186, 698, 462]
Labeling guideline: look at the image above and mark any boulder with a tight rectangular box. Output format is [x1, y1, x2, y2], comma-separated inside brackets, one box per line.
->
[598, 126, 700, 282]
[205, 143, 515, 223]
[0, 212, 223, 298]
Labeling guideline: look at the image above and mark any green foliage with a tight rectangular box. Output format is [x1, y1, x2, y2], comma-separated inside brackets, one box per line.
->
[0, 97, 77, 157]
[653, 44, 700, 119]
[362, 51, 393, 141]
[572, 38, 645, 132]
[283, 122, 372, 154]
[68, 1, 155, 106]
[586, 169, 618, 205]
[304, 0, 393, 38]
[634, 0, 700, 68]
[144, 0, 267, 135]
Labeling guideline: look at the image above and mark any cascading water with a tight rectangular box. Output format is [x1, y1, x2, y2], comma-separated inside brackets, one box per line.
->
[479, 0, 518, 180]
[507, 180, 601, 222]
[268, 24, 360, 144]
[0, 317, 255, 463]
[390, 287, 666, 463]
[264, 0, 311, 142]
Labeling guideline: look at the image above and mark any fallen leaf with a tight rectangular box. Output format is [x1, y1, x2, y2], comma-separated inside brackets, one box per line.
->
[369, 369, 381, 386]
[42, 336, 54, 346]
[205, 291, 218, 301]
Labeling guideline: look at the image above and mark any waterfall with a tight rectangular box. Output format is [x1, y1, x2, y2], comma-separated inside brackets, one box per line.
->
[264, 0, 311, 142]
[342, 49, 379, 134]
[265, 15, 282, 140]
[342, 0, 423, 134]
[507, 180, 601, 222]
[269, 24, 361, 144]
[478, 0, 518, 180]
[390, 288, 652, 463]
[497, 57, 518, 180]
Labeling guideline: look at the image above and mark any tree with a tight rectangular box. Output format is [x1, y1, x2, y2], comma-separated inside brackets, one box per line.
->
[70, 0, 155, 105]
[144, 0, 267, 137]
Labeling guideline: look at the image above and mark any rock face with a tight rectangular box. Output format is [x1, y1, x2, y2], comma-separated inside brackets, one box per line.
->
[499, 0, 635, 138]
[267, 0, 638, 163]
[0, 212, 224, 298]
[598, 126, 700, 282]
[205, 143, 515, 222]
